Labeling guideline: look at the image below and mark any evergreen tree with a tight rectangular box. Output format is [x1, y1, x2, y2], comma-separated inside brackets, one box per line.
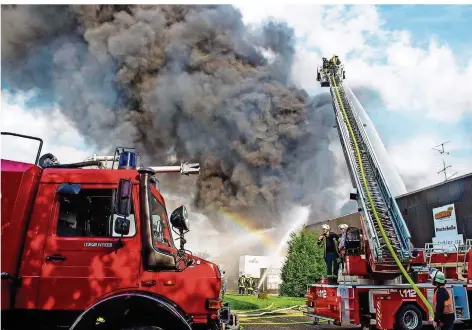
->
[279, 226, 326, 297]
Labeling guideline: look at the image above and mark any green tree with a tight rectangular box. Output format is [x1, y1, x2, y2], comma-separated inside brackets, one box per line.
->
[279, 226, 326, 297]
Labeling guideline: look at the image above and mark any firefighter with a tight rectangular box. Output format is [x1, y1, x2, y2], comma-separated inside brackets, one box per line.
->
[238, 274, 246, 295]
[322, 57, 328, 69]
[246, 276, 254, 295]
[338, 224, 348, 252]
[317, 224, 340, 285]
[431, 270, 455, 330]
[338, 224, 348, 273]
[331, 55, 340, 65]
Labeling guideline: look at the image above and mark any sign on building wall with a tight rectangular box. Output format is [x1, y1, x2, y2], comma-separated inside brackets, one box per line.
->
[432, 203, 463, 249]
[239, 255, 284, 279]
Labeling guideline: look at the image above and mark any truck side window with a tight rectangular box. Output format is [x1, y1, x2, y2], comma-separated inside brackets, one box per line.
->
[56, 188, 135, 238]
[150, 194, 169, 246]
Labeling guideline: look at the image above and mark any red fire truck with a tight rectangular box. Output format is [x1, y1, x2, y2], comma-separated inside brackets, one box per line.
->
[1, 132, 239, 330]
[306, 242, 472, 329]
[305, 59, 472, 329]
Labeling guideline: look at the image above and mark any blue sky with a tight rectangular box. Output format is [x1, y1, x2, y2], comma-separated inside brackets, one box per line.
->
[2, 4, 472, 192]
[378, 5, 472, 54]
[237, 3, 472, 190]
[370, 4, 472, 147]
[369, 5, 472, 186]
[361, 5, 472, 162]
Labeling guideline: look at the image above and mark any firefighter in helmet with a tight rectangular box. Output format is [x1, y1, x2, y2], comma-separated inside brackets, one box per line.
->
[331, 55, 340, 65]
[431, 269, 455, 330]
[317, 224, 340, 285]
[338, 224, 348, 273]
[322, 57, 328, 68]
[338, 224, 348, 252]
[246, 276, 255, 295]
[238, 274, 246, 295]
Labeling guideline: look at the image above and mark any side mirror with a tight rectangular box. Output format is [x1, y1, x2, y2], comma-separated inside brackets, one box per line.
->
[115, 179, 132, 217]
[114, 216, 130, 236]
[170, 205, 189, 232]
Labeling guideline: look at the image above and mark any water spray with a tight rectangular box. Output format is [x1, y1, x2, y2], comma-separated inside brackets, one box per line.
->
[257, 205, 311, 290]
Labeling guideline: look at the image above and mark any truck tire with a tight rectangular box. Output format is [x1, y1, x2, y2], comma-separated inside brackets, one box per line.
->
[395, 304, 422, 330]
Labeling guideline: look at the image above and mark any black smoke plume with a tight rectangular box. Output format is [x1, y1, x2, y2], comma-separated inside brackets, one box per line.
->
[2, 5, 348, 227]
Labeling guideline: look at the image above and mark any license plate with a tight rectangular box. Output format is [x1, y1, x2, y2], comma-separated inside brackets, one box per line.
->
[307, 307, 314, 313]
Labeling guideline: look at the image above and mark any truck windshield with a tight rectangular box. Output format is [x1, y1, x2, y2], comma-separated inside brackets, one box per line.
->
[150, 193, 171, 247]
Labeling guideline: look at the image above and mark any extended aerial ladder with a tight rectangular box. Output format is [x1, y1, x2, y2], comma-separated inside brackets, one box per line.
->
[318, 56, 434, 315]
[319, 57, 411, 275]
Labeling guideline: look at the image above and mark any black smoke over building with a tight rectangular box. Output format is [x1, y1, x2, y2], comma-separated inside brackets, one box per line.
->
[2, 5, 349, 229]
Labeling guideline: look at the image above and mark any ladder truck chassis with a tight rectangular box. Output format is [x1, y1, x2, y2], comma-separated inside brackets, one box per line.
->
[306, 282, 472, 329]
[306, 244, 472, 330]
[306, 283, 433, 330]
[306, 57, 472, 329]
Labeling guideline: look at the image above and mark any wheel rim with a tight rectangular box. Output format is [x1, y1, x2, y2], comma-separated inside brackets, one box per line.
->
[403, 310, 419, 329]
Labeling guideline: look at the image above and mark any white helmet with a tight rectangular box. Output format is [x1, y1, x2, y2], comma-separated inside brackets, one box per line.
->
[339, 224, 348, 230]
[321, 224, 330, 230]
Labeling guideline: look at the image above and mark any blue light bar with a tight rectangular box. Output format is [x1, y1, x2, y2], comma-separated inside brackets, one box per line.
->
[118, 151, 137, 170]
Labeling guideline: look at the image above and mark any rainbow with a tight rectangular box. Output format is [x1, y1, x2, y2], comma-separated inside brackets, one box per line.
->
[218, 210, 277, 248]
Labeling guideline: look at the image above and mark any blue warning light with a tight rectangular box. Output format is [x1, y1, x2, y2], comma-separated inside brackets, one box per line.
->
[118, 151, 137, 170]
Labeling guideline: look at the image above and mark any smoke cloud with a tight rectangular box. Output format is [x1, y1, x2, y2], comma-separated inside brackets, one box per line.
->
[2, 5, 350, 228]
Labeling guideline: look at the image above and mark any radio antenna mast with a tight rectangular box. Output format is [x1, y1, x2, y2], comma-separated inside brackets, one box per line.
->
[432, 141, 457, 181]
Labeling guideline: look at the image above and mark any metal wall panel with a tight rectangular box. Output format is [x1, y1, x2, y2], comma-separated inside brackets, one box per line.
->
[396, 174, 472, 247]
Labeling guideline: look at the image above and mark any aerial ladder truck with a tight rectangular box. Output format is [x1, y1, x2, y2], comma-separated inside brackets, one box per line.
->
[306, 56, 472, 330]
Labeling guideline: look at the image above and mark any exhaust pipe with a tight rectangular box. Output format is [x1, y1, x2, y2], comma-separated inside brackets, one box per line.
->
[138, 167, 176, 270]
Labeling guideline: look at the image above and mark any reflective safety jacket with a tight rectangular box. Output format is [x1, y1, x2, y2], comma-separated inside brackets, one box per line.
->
[246, 277, 254, 290]
[433, 286, 454, 322]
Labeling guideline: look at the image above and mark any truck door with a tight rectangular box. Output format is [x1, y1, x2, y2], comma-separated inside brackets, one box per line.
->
[37, 183, 140, 311]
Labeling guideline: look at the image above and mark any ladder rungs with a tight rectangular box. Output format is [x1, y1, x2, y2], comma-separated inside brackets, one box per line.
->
[336, 88, 407, 259]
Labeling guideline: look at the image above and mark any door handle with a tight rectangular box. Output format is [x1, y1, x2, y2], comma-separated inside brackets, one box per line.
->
[46, 254, 66, 262]
[1, 272, 22, 286]
[1, 272, 12, 280]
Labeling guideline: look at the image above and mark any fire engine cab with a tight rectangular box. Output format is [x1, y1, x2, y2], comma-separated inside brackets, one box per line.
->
[305, 58, 472, 329]
[1, 132, 238, 330]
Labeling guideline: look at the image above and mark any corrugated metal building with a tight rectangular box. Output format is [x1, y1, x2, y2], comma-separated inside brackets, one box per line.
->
[396, 173, 472, 247]
[307, 173, 472, 248]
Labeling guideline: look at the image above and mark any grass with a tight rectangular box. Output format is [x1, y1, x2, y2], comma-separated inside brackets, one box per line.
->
[223, 293, 306, 312]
